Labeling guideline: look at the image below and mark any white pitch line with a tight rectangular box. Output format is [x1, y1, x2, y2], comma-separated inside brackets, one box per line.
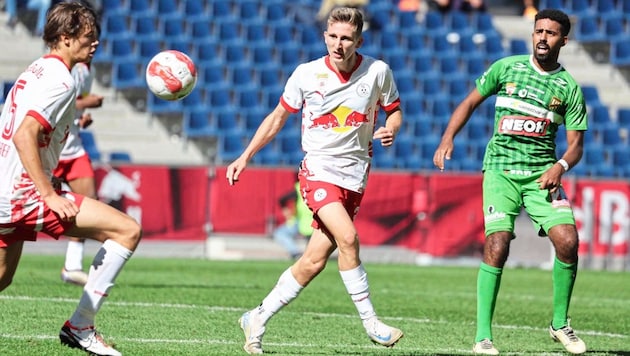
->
[0, 294, 627, 339]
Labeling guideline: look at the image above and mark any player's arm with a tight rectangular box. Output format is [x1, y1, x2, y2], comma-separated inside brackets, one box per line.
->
[537, 129, 584, 192]
[76, 93, 103, 110]
[373, 107, 402, 147]
[433, 88, 485, 171]
[13, 116, 79, 220]
[226, 104, 291, 185]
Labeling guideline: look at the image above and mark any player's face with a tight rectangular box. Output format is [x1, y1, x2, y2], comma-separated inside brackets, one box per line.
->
[71, 27, 99, 64]
[532, 18, 566, 68]
[324, 22, 362, 69]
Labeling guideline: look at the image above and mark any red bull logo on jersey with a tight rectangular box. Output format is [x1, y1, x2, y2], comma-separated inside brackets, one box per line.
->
[498, 116, 549, 136]
[308, 106, 370, 133]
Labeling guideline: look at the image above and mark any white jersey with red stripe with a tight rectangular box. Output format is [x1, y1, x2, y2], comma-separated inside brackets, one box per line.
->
[281, 54, 400, 193]
[59, 62, 93, 161]
[0, 55, 77, 222]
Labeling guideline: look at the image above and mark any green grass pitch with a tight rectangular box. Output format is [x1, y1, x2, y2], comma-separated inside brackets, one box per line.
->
[0, 255, 628, 355]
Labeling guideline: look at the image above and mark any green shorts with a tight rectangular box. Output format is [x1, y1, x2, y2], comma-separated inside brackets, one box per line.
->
[482, 170, 575, 237]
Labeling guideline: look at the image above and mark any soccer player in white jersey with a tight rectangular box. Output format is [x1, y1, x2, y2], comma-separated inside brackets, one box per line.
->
[55, 60, 104, 287]
[0, 2, 141, 355]
[226, 7, 404, 354]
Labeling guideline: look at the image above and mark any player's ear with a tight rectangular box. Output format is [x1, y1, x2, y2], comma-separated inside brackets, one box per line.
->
[356, 35, 363, 48]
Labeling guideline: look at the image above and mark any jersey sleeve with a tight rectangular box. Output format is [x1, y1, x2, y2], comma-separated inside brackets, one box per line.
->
[475, 58, 504, 98]
[281, 64, 306, 113]
[564, 85, 588, 131]
[378, 62, 400, 111]
[30, 79, 76, 130]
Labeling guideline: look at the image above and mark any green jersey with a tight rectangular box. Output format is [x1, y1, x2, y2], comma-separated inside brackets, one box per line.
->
[475, 55, 587, 172]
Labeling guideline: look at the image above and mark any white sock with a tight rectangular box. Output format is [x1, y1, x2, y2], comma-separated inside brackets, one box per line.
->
[64, 240, 85, 271]
[69, 240, 133, 328]
[257, 268, 303, 324]
[340, 264, 376, 321]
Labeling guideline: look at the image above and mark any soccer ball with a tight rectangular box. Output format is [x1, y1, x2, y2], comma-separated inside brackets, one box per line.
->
[146, 50, 197, 101]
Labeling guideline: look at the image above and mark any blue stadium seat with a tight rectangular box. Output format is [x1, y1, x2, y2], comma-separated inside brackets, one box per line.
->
[78, 131, 101, 162]
[165, 38, 192, 54]
[217, 20, 241, 42]
[398, 10, 418, 30]
[611, 145, 630, 168]
[265, 1, 286, 24]
[129, 0, 154, 15]
[223, 43, 248, 64]
[243, 107, 266, 134]
[229, 63, 255, 89]
[239, 0, 261, 22]
[395, 70, 417, 95]
[236, 87, 261, 112]
[617, 108, 630, 126]
[251, 43, 275, 66]
[601, 123, 622, 145]
[132, 14, 160, 40]
[464, 56, 486, 81]
[147, 92, 182, 115]
[201, 61, 226, 86]
[183, 109, 217, 138]
[156, 0, 179, 17]
[575, 17, 605, 44]
[483, 32, 506, 62]
[194, 39, 220, 64]
[379, 28, 402, 50]
[109, 151, 132, 163]
[211, 1, 233, 19]
[160, 17, 187, 40]
[412, 52, 434, 74]
[437, 54, 461, 79]
[279, 44, 302, 68]
[208, 86, 233, 109]
[138, 38, 162, 62]
[102, 13, 129, 37]
[569, 0, 594, 17]
[245, 21, 268, 44]
[111, 60, 145, 91]
[272, 21, 295, 46]
[603, 15, 626, 41]
[583, 144, 606, 168]
[405, 27, 428, 53]
[424, 11, 447, 36]
[458, 34, 481, 55]
[110, 36, 136, 60]
[471, 12, 499, 38]
[183, 0, 207, 19]
[447, 11, 473, 36]
[610, 38, 630, 68]
[590, 104, 611, 125]
[382, 48, 409, 73]
[218, 131, 246, 163]
[181, 87, 205, 112]
[258, 66, 283, 88]
[430, 33, 457, 56]
[393, 133, 416, 158]
[581, 85, 601, 106]
[216, 107, 242, 134]
[190, 18, 212, 40]
[509, 39, 528, 55]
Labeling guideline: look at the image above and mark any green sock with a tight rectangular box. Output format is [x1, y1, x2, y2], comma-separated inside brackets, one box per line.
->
[552, 257, 577, 330]
[475, 262, 502, 342]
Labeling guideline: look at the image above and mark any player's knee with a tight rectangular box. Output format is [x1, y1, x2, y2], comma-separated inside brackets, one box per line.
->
[118, 215, 143, 250]
[336, 231, 359, 251]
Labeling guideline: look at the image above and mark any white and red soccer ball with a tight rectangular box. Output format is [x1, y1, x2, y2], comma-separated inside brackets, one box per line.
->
[146, 50, 197, 101]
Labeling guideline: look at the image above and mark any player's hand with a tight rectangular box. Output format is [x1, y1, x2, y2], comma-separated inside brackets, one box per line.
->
[537, 165, 563, 193]
[226, 157, 247, 186]
[84, 94, 104, 108]
[373, 126, 395, 147]
[43, 193, 79, 222]
[79, 113, 93, 128]
[433, 140, 454, 171]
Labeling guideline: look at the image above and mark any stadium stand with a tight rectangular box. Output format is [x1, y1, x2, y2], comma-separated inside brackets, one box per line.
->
[2, 0, 625, 175]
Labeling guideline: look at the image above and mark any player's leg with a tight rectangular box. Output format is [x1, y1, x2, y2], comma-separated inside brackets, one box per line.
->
[525, 185, 585, 354]
[0, 241, 24, 292]
[474, 171, 521, 355]
[312, 187, 402, 347]
[59, 195, 141, 356]
[239, 227, 335, 354]
[61, 174, 96, 286]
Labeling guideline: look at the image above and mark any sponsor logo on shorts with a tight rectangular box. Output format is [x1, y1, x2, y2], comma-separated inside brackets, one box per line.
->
[484, 205, 506, 223]
[314, 188, 327, 202]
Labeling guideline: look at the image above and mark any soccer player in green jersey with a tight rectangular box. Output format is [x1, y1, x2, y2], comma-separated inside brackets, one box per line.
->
[433, 9, 587, 355]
